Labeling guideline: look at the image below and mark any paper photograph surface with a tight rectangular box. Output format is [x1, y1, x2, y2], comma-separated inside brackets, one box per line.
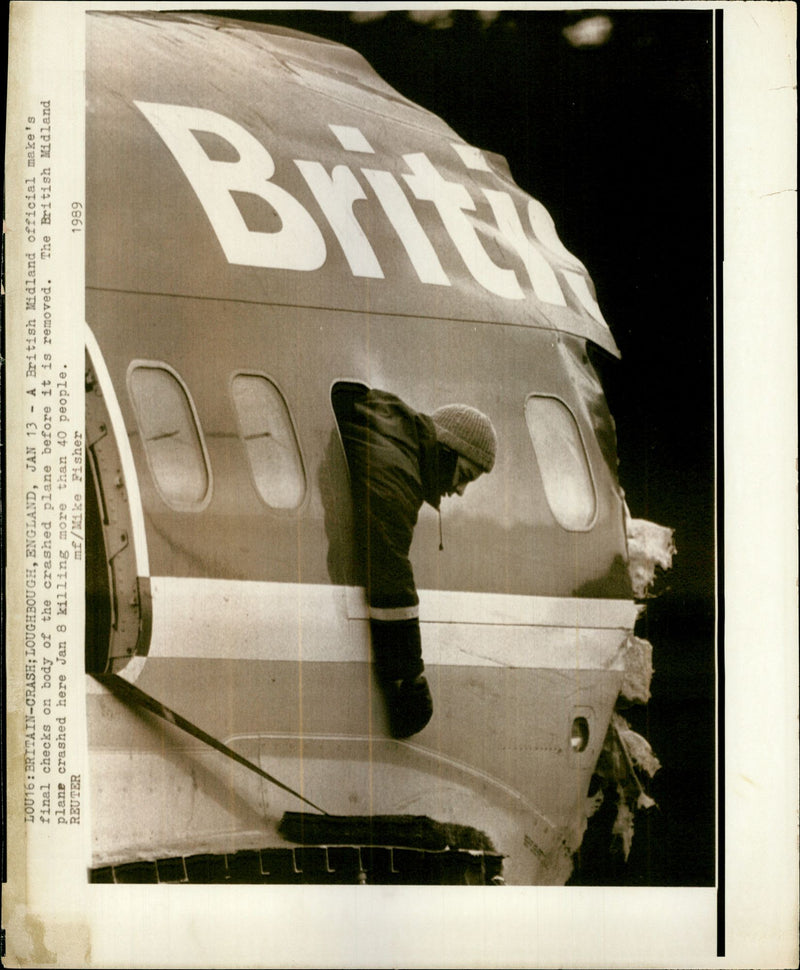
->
[3, 3, 797, 968]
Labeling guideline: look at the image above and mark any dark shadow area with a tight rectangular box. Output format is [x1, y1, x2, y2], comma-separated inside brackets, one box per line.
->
[570, 596, 716, 885]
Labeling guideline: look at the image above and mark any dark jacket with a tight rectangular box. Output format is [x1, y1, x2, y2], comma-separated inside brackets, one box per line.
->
[339, 389, 454, 681]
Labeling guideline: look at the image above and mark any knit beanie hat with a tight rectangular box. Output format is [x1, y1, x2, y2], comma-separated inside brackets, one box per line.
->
[431, 404, 498, 473]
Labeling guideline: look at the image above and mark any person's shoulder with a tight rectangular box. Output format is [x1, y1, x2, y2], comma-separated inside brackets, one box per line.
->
[369, 389, 432, 419]
[366, 388, 404, 409]
[365, 389, 420, 422]
[363, 390, 435, 449]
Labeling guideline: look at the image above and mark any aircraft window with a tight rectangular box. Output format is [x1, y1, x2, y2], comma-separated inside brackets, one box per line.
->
[231, 374, 306, 510]
[525, 395, 596, 531]
[128, 365, 211, 510]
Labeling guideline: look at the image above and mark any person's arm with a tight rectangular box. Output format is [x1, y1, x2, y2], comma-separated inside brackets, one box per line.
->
[362, 488, 424, 683]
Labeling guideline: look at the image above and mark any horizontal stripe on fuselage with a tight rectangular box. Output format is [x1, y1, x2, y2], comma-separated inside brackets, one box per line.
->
[137, 577, 638, 670]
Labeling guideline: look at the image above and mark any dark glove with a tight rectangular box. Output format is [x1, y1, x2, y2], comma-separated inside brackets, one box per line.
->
[369, 618, 433, 737]
[385, 674, 434, 739]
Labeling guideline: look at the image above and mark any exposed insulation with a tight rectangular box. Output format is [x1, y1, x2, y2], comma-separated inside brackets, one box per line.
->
[626, 516, 676, 598]
[612, 783, 636, 860]
[612, 711, 662, 778]
[618, 633, 655, 704]
[588, 511, 676, 864]
[602, 713, 661, 860]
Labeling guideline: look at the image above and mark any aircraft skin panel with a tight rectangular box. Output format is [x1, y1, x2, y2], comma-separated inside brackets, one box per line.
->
[86, 733, 580, 885]
[86, 11, 618, 357]
[87, 659, 620, 885]
[86, 288, 630, 599]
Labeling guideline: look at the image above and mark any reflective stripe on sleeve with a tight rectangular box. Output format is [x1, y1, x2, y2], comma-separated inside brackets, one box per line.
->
[368, 604, 420, 621]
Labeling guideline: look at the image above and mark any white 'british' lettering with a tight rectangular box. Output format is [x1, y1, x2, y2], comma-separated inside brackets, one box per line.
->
[402, 151, 523, 300]
[362, 168, 450, 286]
[295, 161, 383, 278]
[135, 102, 608, 327]
[134, 101, 326, 270]
[483, 189, 566, 306]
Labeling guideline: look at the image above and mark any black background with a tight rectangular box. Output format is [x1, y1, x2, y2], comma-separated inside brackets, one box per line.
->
[210, 7, 717, 887]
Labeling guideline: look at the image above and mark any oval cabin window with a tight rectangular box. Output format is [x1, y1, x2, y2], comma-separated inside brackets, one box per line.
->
[128, 364, 211, 510]
[230, 374, 306, 510]
[525, 395, 596, 531]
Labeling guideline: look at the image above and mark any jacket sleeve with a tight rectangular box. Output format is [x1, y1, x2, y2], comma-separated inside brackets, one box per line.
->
[369, 616, 424, 682]
[339, 391, 427, 682]
[339, 391, 423, 616]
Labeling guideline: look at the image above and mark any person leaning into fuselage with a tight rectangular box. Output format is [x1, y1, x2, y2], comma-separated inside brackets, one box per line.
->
[339, 389, 498, 739]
